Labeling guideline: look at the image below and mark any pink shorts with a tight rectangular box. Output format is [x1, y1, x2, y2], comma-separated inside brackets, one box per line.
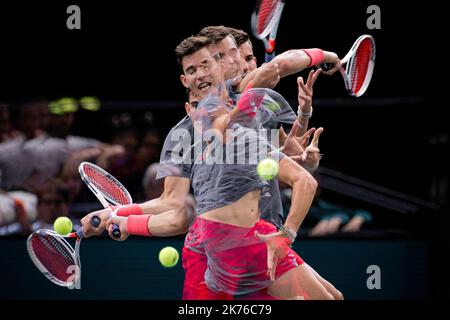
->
[183, 217, 304, 298]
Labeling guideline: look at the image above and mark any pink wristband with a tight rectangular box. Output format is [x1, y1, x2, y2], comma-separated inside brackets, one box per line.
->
[127, 214, 152, 237]
[303, 49, 325, 67]
[115, 204, 143, 217]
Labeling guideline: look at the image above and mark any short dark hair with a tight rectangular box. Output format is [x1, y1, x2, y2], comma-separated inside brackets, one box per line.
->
[197, 25, 232, 44]
[175, 36, 212, 70]
[227, 27, 250, 46]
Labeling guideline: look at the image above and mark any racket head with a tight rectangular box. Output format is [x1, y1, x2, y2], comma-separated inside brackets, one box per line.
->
[79, 162, 132, 206]
[27, 229, 80, 287]
[341, 35, 376, 97]
[251, 0, 284, 40]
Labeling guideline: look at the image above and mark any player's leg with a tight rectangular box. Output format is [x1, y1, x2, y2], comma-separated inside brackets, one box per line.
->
[267, 264, 335, 300]
[304, 263, 344, 300]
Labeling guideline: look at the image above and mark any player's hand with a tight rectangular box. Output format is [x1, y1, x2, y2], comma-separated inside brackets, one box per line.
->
[321, 51, 341, 75]
[252, 62, 280, 89]
[255, 230, 291, 281]
[298, 69, 321, 114]
[290, 127, 323, 172]
[281, 120, 316, 156]
[280, 120, 303, 156]
[106, 215, 129, 241]
[80, 208, 111, 238]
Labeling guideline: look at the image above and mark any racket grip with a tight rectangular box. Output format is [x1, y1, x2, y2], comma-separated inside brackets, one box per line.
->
[91, 216, 101, 227]
[265, 51, 275, 63]
[92, 214, 121, 238]
[321, 63, 332, 71]
[112, 224, 121, 238]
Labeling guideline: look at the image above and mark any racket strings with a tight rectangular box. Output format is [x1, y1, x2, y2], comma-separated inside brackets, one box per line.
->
[84, 165, 129, 205]
[349, 39, 373, 94]
[257, 0, 278, 34]
[31, 233, 75, 282]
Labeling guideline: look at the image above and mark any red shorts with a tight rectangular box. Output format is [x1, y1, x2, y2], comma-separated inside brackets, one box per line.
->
[182, 217, 304, 299]
[182, 247, 233, 300]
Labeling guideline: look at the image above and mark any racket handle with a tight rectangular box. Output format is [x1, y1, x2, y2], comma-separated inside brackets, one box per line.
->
[91, 216, 120, 239]
[91, 215, 120, 239]
[112, 224, 121, 238]
[91, 216, 101, 227]
[265, 51, 275, 63]
[321, 63, 332, 71]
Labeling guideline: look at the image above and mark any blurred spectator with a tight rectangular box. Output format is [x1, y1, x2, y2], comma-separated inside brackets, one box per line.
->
[142, 163, 179, 200]
[14, 101, 48, 139]
[308, 198, 373, 237]
[0, 189, 38, 235]
[135, 128, 162, 171]
[0, 101, 49, 191]
[280, 184, 373, 237]
[108, 127, 161, 199]
[0, 103, 12, 143]
[30, 179, 73, 232]
[0, 178, 80, 235]
[1, 98, 123, 199]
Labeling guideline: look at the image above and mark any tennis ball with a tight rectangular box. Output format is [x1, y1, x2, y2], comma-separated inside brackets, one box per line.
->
[257, 158, 279, 181]
[53, 217, 73, 235]
[159, 246, 179, 268]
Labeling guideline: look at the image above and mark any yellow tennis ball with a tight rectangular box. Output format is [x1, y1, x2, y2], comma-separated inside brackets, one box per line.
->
[53, 217, 73, 235]
[257, 158, 279, 181]
[159, 246, 179, 268]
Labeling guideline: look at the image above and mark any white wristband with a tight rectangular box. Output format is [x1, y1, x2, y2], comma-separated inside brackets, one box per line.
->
[298, 106, 313, 118]
[280, 225, 297, 243]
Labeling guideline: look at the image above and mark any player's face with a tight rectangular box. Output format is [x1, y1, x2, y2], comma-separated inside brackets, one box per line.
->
[239, 40, 257, 75]
[180, 47, 224, 98]
[215, 35, 241, 80]
[185, 91, 201, 117]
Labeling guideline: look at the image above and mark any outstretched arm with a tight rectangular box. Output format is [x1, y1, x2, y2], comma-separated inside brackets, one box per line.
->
[105, 176, 192, 241]
[237, 49, 339, 92]
[80, 176, 192, 238]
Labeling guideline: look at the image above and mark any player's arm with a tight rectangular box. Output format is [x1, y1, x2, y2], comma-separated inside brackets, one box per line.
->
[273, 49, 339, 78]
[105, 177, 192, 241]
[255, 156, 317, 280]
[277, 156, 318, 236]
[236, 49, 339, 92]
[296, 69, 321, 137]
[80, 176, 191, 238]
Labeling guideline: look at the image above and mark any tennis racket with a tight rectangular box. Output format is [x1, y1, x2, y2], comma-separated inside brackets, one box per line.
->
[322, 34, 376, 97]
[78, 162, 133, 239]
[27, 216, 100, 288]
[251, 0, 285, 62]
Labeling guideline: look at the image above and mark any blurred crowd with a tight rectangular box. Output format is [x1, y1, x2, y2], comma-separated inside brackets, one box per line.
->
[0, 99, 372, 237]
[0, 99, 162, 235]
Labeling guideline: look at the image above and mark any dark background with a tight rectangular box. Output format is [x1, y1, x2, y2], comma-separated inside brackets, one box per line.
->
[0, 1, 442, 100]
[0, 0, 447, 300]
